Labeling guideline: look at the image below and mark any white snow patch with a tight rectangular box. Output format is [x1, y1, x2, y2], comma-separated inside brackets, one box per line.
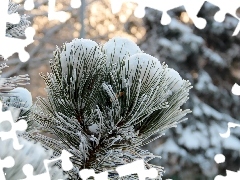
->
[222, 136, 240, 151]
[201, 103, 223, 120]
[195, 70, 218, 92]
[192, 106, 202, 117]
[124, 53, 162, 88]
[179, 128, 209, 149]
[203, 47, 226, 67]
[103, 37, 141, 67]
[158, 38, 186, 62]
[88, 124, 99, 134]
[165, 68, 183, 92]
[180, 33, 204, 45]
[158, 38, 183, 53]
[154, 139, 187, 157]
[169, 19, 192, 33]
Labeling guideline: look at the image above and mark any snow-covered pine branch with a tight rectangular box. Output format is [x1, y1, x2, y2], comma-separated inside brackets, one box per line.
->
[25, 37, 192, 179]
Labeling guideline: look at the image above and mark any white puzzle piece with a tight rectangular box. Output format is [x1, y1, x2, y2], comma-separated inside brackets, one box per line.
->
[110, 0, 240, 36]
[20, 150, 73, 180]
[0, 156, 14, 180]
[0, 102, 27, 150]
[0, 0, 35, 62]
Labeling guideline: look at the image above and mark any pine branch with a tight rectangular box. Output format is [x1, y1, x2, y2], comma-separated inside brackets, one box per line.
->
[25, 37, 192, 179]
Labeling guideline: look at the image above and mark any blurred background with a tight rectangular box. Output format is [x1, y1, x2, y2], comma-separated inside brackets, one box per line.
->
[2, 0, 240, 179]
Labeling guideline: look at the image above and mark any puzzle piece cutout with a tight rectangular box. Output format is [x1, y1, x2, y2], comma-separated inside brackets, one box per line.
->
[24, 0, 79, 19]
[70, 0, 82, 9]
[0, 103, 72, 179]
[219, 122, 240, 138]
[214, 154, 240, 180]
[111, 0, 185, 25]
[0, 27, 35, 62]
[183, 0, 240, 31]
[0, 156, 14, 180]
[0, 101, 27, 150]
[48, 0, 71, 23]
[207, 0, 240, 23]
[20, 150, 73, 180]
[79, 169, 108, 180]
[214, 119, 240, 180]
[0, 0, 35, 62]
[195, 0, 240, 36]
[116, 159, 158, 180]
[24, 0, 35, 11]
[231, 83, 240, 95]
[79, 159, 158, 180]
[0, 0, 20, 38]
[110, 0, 240, 36]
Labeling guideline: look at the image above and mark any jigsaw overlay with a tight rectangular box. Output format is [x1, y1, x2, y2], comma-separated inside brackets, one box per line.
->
[0, 101, 74, 180]
[1, 0, 240, 179]
[110, 0, 240, 36]
[0, 0, 35, 62]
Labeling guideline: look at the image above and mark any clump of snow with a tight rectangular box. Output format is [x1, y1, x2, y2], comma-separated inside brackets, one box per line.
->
[193, 95, 222, 120]
[158, 38, 183, 52]
[165, 68, 183, 92]
[222, 136, 240, 151]
[169, 19, 192, 33]
[88, 124, 99, 134]
[206, 148, 220, 159]
[201, 103, 223, 120]
[180, 33, 204, 51]
[158, 38, 172, 47]
[195, 70, 218, 92]
[1, 87, 32, 113]
[102, 37, 142, 67]
[60, 38, 103, 74]
[158, 38, 186, 62]
[212, 21, 225, 34]
[196, 123, 209, 137]
[224, 16, 239, 29]
[203, 47, 226, 67]
[124, 53, 162, 88]
[154, 138, 187, 157]
[192, 106, 202, 117]
[180, 33, 204, 45]
[178, 128, 209, 149]
[9, 87, 32, 109]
